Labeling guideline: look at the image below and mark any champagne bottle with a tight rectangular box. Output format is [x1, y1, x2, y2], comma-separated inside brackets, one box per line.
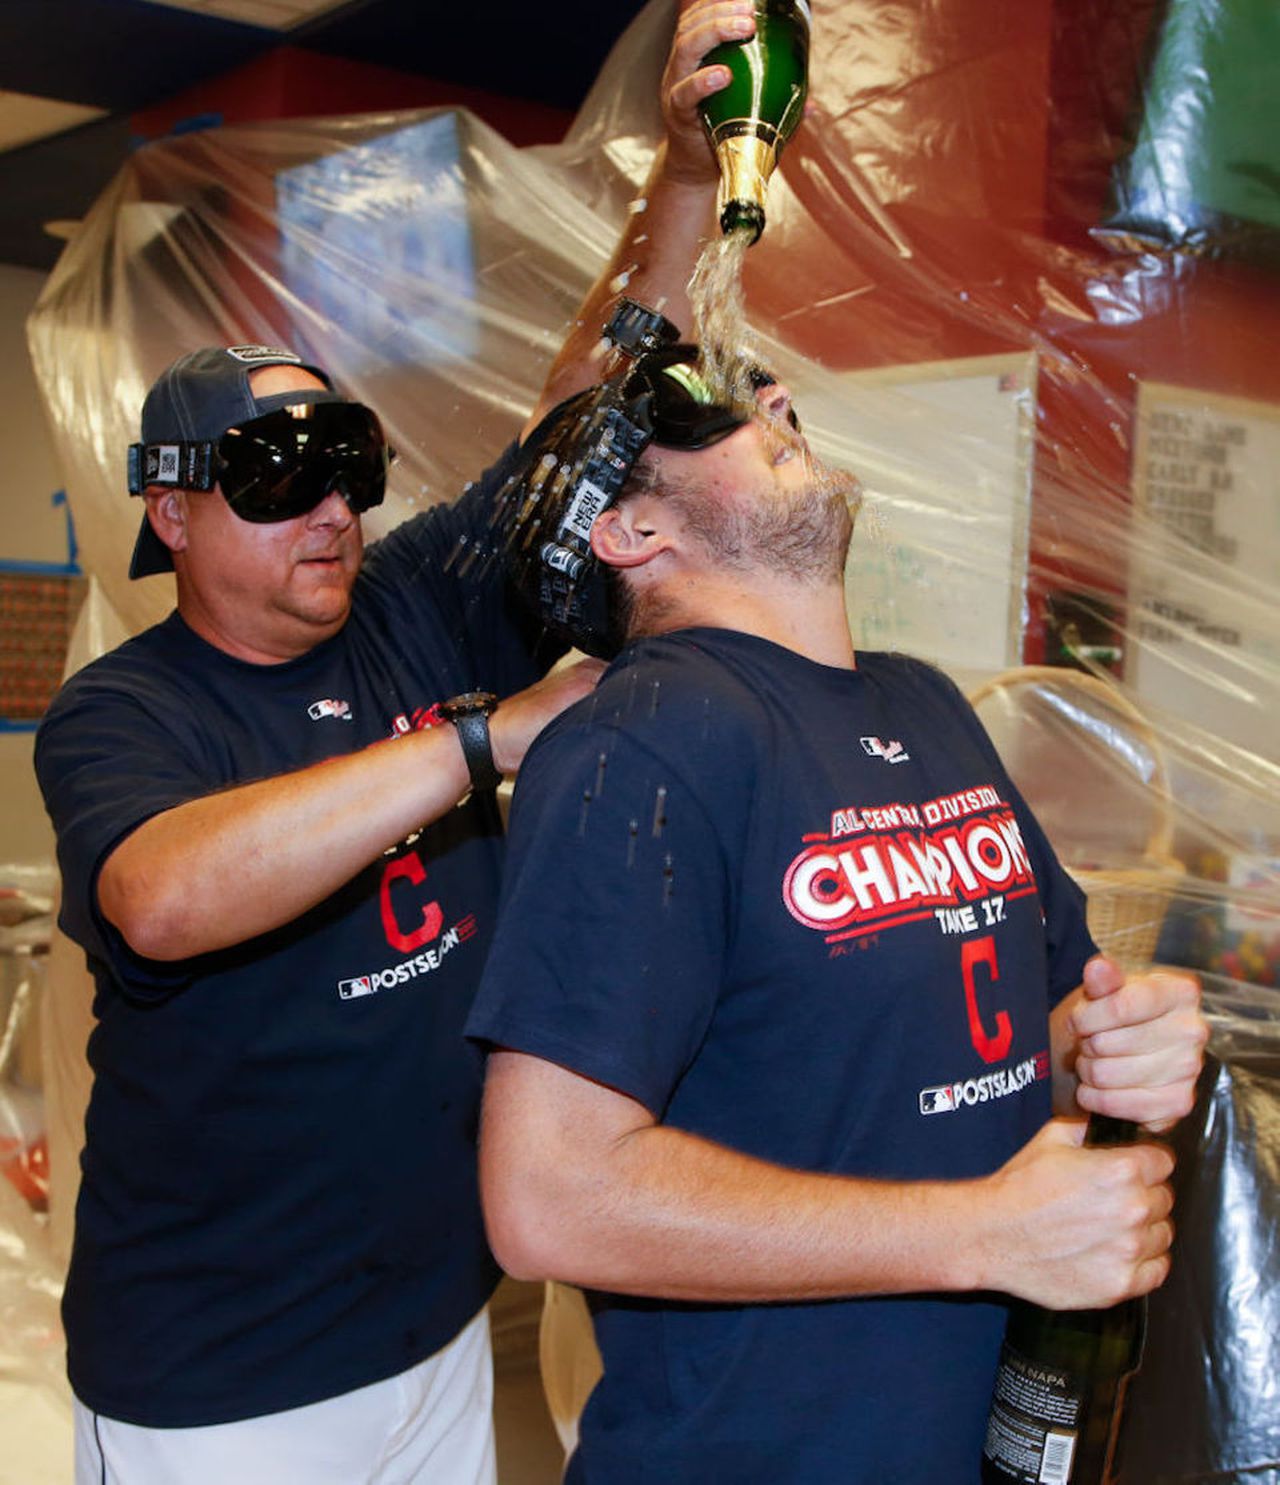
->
[697, 0, 810, 243]
[981, 1116, 1148, 1485]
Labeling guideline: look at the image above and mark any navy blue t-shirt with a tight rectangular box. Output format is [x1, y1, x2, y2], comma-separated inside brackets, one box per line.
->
[35, 450, 552, 1427]
[467, 628, 1096, 1484]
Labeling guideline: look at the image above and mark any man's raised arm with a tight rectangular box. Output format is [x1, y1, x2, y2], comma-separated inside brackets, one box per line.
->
[524, 0, 759, 433]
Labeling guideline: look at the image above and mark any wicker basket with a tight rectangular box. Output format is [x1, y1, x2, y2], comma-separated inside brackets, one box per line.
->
[967, 666, 1185, 968]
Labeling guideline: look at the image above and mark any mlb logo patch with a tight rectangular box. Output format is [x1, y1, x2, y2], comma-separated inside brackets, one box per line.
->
[919, 1085, 957, 1115]
[308, 698, 352, 722]
[338, 976, 374, 1000]
[860, 735, 910, 764]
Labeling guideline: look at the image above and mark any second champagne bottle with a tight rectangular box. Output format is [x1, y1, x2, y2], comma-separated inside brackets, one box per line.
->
[981, 1115, 1149, 1485]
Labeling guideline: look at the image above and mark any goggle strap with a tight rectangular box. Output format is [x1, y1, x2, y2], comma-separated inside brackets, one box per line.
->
[551, 405, 651, 553]
[604, 299, 682, 357]
[127, 441, 216, 495]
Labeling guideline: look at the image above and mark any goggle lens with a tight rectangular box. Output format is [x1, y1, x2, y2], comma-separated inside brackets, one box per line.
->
[217, 403, 393, 523]
[628, 354, 800, 450]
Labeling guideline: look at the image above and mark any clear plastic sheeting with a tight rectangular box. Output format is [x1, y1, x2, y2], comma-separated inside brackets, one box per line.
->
[1101, 0, 1280, 264]
[0, 863, 70, 1484]
[14, 0, 1280, 1472]
[0, 868, 54, 1216]
[969, 666, 1192, 972]
[0, 1172, 71, 1482]
[0, 592, 123, 1474]
[0, 1164, 65, 1398]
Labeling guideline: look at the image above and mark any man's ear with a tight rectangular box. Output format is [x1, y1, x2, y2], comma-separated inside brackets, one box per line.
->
[143, 487, 189, 560]
[590, 502, 673, 571]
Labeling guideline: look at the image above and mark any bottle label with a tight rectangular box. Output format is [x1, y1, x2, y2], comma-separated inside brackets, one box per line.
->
[983, 1340, 1087, 1484]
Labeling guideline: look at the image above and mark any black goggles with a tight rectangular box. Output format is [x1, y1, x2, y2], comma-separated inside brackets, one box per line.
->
[128, 402, 394, 523]
[622, 346, 800, 450]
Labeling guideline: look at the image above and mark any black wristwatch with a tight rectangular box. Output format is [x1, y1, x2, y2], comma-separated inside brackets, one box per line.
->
[437, 691, 502, 792]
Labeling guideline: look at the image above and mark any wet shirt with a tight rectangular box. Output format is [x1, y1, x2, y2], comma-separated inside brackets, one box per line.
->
[467, 628, 1095, 1484]
[35, 448, 551, 1427]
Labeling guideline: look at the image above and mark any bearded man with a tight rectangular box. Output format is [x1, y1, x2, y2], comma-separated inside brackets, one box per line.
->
[465, 307, 1206, 1484]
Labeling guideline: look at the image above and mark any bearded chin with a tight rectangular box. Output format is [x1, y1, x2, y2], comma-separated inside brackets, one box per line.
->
[662, 449, 861, 585]
[750, 460, 859, 584]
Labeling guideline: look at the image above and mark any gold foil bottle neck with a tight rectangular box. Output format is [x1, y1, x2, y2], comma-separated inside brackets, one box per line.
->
[714, 135, 779, 243]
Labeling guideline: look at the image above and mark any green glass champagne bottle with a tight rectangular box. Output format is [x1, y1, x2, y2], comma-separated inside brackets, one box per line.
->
[697, 0, 810, 243]
[981, 1116, 1148, 1485]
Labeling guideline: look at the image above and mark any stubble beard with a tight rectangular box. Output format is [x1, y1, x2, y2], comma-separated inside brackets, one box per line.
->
[673, 449, 860, 586]
[616, 439, 863, 642]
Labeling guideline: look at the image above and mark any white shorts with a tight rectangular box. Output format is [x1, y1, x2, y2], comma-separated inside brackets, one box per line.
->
[74, 1306, 496, 1485]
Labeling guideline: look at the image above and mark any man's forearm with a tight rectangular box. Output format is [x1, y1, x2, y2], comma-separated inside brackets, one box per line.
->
[541, 1122, 983, 1303]
[523, 0, 768, 429]
[527, 144, 719, 433]
[480, 1048, 1178, 1313]
[482, 1053, 982, 1303]
[98, 723, 472, 961]
[98, 656, 603, 961]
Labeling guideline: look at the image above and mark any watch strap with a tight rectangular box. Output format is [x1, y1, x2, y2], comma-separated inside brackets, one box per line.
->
[451, 707, 502, 793]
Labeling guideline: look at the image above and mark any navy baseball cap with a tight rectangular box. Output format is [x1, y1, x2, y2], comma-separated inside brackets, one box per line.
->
[128, 344, 337, 579]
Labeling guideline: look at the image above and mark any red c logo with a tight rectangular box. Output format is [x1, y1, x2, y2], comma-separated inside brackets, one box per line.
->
[379, 851, 444, 952]
[961, 935, 1013, 1064]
